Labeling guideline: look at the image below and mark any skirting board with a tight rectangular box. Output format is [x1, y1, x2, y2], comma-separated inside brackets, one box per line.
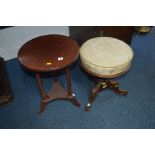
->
[0, 26, 69, 61]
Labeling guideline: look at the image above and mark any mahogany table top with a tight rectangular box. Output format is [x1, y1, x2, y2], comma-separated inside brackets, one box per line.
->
[18, 34, 79, 72]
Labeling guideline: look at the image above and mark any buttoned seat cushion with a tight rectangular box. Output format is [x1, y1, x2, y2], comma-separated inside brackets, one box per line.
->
[80, 37, 134, 78]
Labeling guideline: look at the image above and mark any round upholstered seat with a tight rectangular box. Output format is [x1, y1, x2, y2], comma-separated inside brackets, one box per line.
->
[80, 37, 134, 78]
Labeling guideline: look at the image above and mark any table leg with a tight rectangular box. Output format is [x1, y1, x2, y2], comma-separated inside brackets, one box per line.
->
[66, 68, 80, 107]
[35, 70, 80, 113]
[66, 68, 72, 96]
[35, 73, 49, 113]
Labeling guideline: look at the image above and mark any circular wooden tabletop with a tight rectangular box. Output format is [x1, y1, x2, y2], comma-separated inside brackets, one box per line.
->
[18, 35, 79, 72]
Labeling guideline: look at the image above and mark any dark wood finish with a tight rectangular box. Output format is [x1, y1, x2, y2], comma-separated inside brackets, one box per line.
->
[97, 26, 135, 44]
[18, 35, 80, 113]
[80, 65, 128, 112]
[0, 57, 13, 105]
[36, 71, 80, 113]
[66, 68, 72, 96]
[35, 73, 49, 99]
[18, 35, 79, 72]
[85, 79, 128, 112]
[70, 26, 97, 45]
[70, 26, 134, 45]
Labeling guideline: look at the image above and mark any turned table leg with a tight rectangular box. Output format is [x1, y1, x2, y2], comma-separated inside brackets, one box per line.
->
[35, 73, 49, 113]
[66, 68, 80, 107]
[35, 70, 80, 113]
[66, 68, 73, 96]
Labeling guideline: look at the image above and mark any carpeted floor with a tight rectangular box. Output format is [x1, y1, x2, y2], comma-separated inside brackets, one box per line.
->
[0, 32, 155, 129]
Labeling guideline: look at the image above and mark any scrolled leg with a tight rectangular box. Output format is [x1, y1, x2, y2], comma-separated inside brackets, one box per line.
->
[85, 84, 101, 112]
[107, 80, 128, 96]
[113, 84, 128, 96]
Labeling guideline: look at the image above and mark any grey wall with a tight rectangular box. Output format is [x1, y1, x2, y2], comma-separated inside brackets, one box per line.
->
[0, 26, 69, 60]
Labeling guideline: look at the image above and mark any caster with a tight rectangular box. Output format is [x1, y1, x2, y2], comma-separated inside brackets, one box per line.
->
[85, 103, 91, 112]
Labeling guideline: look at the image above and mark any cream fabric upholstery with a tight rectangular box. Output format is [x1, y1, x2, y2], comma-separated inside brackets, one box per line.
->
[80, 37, 134, 78]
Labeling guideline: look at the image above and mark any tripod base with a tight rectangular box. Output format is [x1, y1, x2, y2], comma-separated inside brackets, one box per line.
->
[85, 79, 128, 112]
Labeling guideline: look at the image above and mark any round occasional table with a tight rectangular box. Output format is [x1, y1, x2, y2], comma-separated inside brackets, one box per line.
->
[18, 34, 80, 113]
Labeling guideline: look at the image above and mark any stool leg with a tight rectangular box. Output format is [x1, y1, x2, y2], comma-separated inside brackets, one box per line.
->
[35, 73, 49, 113]
[85, 84, 101, 112]
[107, 80, 128, 96]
